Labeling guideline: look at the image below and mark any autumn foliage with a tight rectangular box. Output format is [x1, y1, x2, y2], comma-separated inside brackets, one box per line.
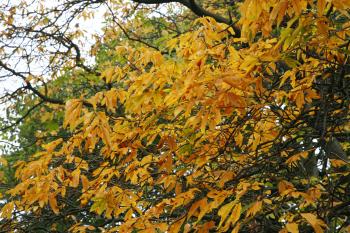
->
[0, 0, 350, 232]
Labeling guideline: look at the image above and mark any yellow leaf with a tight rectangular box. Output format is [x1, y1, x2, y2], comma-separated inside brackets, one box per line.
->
[317, 0, 327, 16]
[285, 151, 308, 167]
[270, 0, 288, 25]
[169, 217, 185, 233]
[330, 159, 347, 167]
[200, 113, 208, 133]
[295, 91, 305, 109]
[63, 99, 82, 130]
[246, 201, 262, 217]
[301, 213, 327, 233]
[278, 180, 295, 196]
[167, 136, 177, 151]
[190, 198, 209, 224]
[235, 132, 243, 147]
[49, 194, 59, 214]
[42, 138, 63, 153]
[104, 89, 118, 111]
[71, 169, 81, 188]
[81, 175, 90, 191]
[38, 194, 47, 208]
[188, 198, 206, 220]
[87, 226, 96, 230]
[229, 203, 242, 224]
[140, 154, 153, 166]
[1, 202, 14, 219]
[317, 18, 329, 35]
[263, 198, 272, 204]
[222, 76, 243, 89]
[231, 223, 240, 233]
[197, 221, 215, 233]
[218, 201, 235, 228]
[291, 0, 307, 15]
[286, 222, 299, 233]
[101, 67, 115, 83]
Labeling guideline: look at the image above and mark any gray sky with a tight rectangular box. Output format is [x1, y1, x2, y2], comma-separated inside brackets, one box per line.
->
[0, 1, 106, 151]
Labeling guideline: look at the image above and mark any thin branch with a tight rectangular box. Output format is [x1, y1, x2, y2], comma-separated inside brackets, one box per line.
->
[105, 2, 164, 52]
[132, 0, 241, 36]
[0, 101, 44, 132]
[0, 60, 65, 105]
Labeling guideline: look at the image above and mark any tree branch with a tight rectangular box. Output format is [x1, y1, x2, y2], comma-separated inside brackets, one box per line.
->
[0, 60, 65, 105]
[0, 101, 44, 132]
[132, 0, 241, 36]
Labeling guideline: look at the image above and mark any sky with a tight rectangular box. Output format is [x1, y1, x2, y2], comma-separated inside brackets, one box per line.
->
[0, 1, 107, 107]
[0, 1, 106, 151]
[0, 1, 105, 95]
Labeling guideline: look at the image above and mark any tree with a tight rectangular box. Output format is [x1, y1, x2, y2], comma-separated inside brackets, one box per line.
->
[1, 0, 350, 232]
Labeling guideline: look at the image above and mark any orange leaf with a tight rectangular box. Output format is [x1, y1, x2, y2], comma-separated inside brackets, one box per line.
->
[317, 0, 327, 16]
[49, 194, 59, 214]
[232, 223, 241, 233]
[169, 217, 185, 233]
[301, 213, 327, 233]
[286, 222, 299, 233]
[71, 169, 81, 188]
[229, 203, 242, 224]
[218, 201, 235, 228]
[278, 180, 295, 196]
[246, 201, 262, 217]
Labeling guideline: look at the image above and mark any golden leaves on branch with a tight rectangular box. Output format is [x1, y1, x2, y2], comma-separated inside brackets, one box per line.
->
[64, 99, 83, 130]
[0, 202, 14, 219]
[3, 1, 350, 231]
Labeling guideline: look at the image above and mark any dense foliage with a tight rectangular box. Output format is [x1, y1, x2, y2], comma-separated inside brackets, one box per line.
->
[0, 0, 350, 232]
